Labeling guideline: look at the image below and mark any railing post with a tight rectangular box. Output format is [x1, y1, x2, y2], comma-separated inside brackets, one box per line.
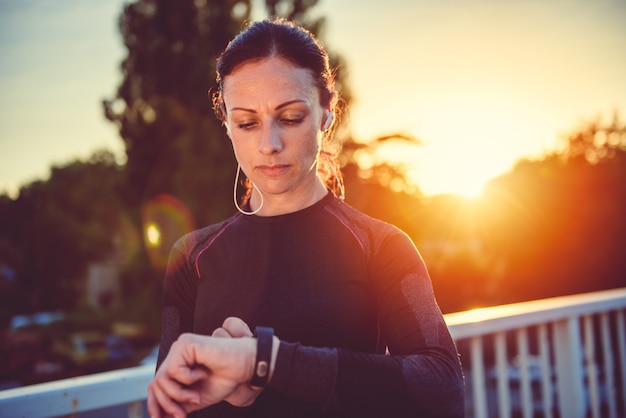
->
[494, 332, 511, 418]
[516, 327, 533, 418]
[128, 400, 144, 418]
[600, 313, 617, 418]
[617, 310, 626, 415]
[471, 336, 488, 418]
[583, 315, 600, 418]
[537, 324, 553, 418]
[552, 317, 586, 418]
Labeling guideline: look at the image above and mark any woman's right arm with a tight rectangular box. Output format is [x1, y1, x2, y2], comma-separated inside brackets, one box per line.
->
[157, 244, 197, 368]
[157, 242, 256, 418]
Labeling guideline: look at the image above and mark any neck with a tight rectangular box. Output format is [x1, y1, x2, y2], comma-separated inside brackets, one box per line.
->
[250, 179, 328, 216]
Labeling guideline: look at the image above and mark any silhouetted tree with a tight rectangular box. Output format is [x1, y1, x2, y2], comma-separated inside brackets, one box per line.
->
[0, 151, 125, 314]
[103, 0, 246, 226]
[99, 0, 364, 330]
[476, 113, 626, 304]
[409, 112, 626, 312]
[341, 133, 424, 238]
[102, 1, 354, 276]
[101, 0, 347, 224]
[101, 0, 421, 275]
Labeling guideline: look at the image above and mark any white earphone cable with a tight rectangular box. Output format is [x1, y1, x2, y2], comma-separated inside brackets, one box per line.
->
[234, 165, 264, 215]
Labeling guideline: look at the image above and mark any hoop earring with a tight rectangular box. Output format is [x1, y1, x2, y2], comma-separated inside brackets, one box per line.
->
[234, 165, 264, 215]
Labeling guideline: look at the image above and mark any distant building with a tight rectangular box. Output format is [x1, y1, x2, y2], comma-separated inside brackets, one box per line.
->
[85, 260, 120, 311]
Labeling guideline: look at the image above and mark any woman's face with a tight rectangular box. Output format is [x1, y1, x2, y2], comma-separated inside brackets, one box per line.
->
[222, 57, 329, 204]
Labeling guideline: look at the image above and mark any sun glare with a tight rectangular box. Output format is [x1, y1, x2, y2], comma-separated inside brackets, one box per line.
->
[441, 176, 486, 198]
[407, 159, 490, 198]
[374, 139, 493, 198]
[365, 87, 548, 198]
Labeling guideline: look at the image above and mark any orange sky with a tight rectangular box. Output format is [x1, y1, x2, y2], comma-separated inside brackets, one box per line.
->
[1, 0, 625, 197]
[314, 0, 626, 196]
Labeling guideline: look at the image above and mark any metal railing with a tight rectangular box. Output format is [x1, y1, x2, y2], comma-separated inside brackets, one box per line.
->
[447, 287, 626, 418]
[1, 287, 625, 418]
[0, 364, 153, 418]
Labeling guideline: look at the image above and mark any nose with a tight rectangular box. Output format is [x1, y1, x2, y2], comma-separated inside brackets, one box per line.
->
[258, 122, 283, 155]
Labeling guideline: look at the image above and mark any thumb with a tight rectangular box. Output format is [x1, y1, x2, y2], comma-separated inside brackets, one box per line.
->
[222, 317, 253, 338]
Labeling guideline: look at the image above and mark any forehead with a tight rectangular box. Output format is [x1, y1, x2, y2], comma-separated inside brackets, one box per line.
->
[222, 57, 319, 107]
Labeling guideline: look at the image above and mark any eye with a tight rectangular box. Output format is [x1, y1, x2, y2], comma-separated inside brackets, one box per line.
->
[279, 111, 305, 126]
[280, 117, 304, 126]
[236, 121, 257, 130]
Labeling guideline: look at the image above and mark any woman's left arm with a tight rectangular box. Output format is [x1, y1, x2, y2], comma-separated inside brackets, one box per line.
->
[269, 229, 465, 417]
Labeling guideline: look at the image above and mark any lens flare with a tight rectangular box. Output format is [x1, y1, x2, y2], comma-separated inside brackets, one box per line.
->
[142, 194, 196, 272]
[145, 223, 161, 247]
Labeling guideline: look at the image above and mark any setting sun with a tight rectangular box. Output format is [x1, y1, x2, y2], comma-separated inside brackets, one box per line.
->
[321, 1, 624, 199]
[374, 142, 491, 198]
[358, 80, 564, 198]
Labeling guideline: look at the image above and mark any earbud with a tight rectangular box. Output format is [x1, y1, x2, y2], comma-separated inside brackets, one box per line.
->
[322, 111, 334, 131]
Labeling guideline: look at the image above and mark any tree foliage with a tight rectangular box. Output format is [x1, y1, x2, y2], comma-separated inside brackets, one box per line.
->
[2, 0, 625, 332]
[100, 0, 350, 223]
[425, 114, 626, 312]
[101, 0, 358, 274]
[102, 0, 251, 226]
[0, 151, 125, 318]
[0, 0, 406, 324]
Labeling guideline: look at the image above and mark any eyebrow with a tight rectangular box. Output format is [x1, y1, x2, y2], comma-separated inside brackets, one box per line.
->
[229, 99, 307, 114]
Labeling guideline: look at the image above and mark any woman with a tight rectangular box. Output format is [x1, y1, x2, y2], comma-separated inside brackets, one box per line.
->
[148, 18, 464, 418]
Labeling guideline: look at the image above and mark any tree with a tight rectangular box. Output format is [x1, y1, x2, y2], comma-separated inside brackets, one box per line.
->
[0, 151, 125, 314]
[475, 113, 626, 304]
[99, 0, 359, 330]
[102, 1, 345, 265]
[340, 133, 424, 237]
[405, 112, 626, 312]
[560, 110, 626, 164]
[103, 0, 248, 226]
[0, 0, 424, 331]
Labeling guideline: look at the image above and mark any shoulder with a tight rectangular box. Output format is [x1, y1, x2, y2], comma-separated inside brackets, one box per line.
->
[171, 212, 243, 260]
[324, 198, 412, 254]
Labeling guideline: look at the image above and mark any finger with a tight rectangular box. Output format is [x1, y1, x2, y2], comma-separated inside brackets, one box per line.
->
[153, 369, 203, 404]
[212, 327, 231, 338]
[148, 381, 188, 418]
[186, 366, 210, 383]
[222, 317, 253, 338]
[162, 356, 209, 388]
[147, 385, 162, 418]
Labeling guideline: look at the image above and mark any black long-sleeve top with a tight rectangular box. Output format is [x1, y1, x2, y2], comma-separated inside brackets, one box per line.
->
[158, 193, 464, 417]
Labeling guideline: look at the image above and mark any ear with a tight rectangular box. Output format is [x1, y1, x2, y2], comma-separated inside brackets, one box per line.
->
[209, 88, 228, 122]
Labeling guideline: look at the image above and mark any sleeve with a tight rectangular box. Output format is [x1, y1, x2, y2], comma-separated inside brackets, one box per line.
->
[156, 241, 197, 369]
[268, 229, 465, 418]
[157, 238, 253, 418]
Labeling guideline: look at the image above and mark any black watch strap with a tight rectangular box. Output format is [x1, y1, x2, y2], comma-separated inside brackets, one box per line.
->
[250, 326, 274, 388]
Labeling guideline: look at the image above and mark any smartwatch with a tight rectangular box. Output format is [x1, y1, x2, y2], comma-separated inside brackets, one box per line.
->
[250, 326, 274, 388]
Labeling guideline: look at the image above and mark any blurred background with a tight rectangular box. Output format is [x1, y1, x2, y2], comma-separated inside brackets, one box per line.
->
[1, 0, 625, 389]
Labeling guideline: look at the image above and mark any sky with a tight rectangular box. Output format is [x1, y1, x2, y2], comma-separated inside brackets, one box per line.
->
[1, 0, 625, 198]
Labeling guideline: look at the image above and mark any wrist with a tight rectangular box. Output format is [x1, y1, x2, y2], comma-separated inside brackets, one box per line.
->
[250, 327, 274, 388]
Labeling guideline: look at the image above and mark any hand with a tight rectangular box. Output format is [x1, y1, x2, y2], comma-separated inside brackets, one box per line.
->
[147, 324, 257, 418]
[211, 317, 264, 407]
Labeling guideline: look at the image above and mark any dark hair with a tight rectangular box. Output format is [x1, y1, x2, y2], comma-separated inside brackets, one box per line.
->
[213, 18, 344, 199]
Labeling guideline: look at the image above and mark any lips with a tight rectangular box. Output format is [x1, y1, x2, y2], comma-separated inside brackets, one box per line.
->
[256, 164, 290, 176]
